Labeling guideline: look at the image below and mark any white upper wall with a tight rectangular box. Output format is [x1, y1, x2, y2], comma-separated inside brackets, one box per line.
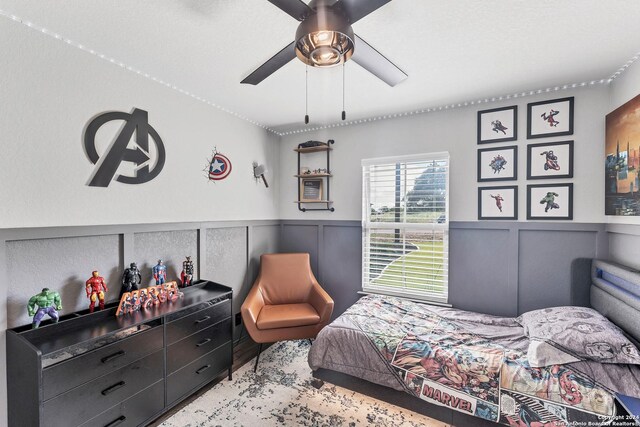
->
[0, 19, 279, 229]
[279, 86, 609, 222]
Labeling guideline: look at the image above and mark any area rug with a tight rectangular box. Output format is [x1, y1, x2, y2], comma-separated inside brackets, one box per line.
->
[161, 340, 448, 427]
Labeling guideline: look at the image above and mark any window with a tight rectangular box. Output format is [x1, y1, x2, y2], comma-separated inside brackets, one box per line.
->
[362, 152, 449, 304]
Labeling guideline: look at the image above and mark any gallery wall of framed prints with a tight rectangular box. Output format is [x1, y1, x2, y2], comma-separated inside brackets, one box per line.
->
[476, 96, 575, 221]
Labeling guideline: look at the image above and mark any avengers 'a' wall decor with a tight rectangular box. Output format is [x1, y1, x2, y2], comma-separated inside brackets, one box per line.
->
[477, 105, 517, 144]
[527, 183, 573, 220]
[527, 97, 574, 139]
[527, 140, 574, 180]
[204, 147, 232, 181]
[605, 93, 640, 216]
[84, 108, 166, 187]
[477, 146, 517, 182]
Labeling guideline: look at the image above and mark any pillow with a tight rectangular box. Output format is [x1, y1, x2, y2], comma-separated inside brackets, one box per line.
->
[516, 306, 640, 367]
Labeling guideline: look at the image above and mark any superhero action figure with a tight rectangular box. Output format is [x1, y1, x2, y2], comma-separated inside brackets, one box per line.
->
[86, 271, 108, 313]
[540, 191, 560, 212]
[120, 262, 142, 299]
[541, 109, 560, 127]
[490, 193, 504, 212]
[152, 259, 167, 285]
[491, 119, 508, 135]
[540, 150, 560, 171]
[28, 288, 62, 329]
[180, 256, 194, 287]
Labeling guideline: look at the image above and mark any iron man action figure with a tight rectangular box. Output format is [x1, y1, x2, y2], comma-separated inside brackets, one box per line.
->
[86, 271, 108, 313]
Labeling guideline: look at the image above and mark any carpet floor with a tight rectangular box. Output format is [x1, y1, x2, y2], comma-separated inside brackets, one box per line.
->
[160, 340, 449, 427]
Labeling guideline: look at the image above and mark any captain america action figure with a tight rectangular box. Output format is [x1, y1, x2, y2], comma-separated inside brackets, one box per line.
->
[152, 259, 167, 285]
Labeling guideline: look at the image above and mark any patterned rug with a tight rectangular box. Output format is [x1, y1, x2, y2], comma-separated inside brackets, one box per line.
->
[161, 340, 447, 427]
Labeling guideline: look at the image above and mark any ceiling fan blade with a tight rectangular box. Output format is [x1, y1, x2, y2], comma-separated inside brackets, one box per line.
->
[332, 0, 391, 24]
[351, 34, 407, 86]
[267, 0, 314, 21]
[241, 41, 297, 85]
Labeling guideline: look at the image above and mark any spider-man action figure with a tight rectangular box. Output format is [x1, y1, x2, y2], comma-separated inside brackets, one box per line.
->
[86, 270, 108, 313]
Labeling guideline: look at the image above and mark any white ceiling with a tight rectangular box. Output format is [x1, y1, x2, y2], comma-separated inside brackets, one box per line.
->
[2, 0, 640, 133]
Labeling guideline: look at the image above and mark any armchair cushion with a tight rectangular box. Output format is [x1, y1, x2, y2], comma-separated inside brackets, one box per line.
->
[256, 303, 320, 330]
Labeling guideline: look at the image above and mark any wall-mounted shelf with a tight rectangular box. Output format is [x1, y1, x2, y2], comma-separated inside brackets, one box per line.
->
[296, 140, 335, 212]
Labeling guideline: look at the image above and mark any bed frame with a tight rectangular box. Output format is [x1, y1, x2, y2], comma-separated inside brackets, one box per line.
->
[313, 258, 640, 426]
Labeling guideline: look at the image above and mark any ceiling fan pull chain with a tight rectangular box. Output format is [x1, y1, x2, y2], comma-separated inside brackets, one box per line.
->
[342, 62, 346, 121]
[305, 66, 310, 125]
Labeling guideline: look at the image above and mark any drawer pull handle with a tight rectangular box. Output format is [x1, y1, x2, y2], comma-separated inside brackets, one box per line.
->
[104, 415, 126, 427]
[196, 338, 212, 347]
[195, 315, 211, 324]
[196, 364, 211, 374]
[101, 381, 126, 396]
[101, 350, 126, 364]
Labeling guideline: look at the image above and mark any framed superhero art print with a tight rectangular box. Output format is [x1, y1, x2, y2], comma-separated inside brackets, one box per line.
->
[478, 185, 518, 220]
[527, 140, 574, 180]
[477, 105, 517, 144]
[477, 146, 517, 182]
[527, 183, 573, 220]
[527, 97, 574, 139]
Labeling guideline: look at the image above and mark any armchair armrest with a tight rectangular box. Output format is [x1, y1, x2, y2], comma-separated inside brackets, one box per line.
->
[308, 281, 334, 324]
[241, 283, 265, 338]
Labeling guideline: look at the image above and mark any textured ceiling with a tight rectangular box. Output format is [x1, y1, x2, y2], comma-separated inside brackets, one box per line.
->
[2, 0, 640, 132]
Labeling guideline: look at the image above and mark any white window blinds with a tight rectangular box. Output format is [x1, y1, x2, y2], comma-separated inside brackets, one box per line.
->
[362, 152, 449, 304]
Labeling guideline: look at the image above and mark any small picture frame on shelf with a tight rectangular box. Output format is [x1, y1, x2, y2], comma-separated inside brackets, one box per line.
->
[478, 185, 518, 220]
[477, 105, 517, 144]
[478, 145, 518, 182]
[527, 183, 573, 220]
[527, 97, 574, 139]
[301, 178, 323, 201]
[527, 140, 574, 179]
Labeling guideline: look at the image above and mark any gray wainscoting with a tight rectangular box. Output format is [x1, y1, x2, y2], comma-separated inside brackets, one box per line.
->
[606, 223, 640, 270]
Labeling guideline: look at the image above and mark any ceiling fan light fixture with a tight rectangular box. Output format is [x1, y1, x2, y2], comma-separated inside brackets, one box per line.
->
[294, 8, 354, 67]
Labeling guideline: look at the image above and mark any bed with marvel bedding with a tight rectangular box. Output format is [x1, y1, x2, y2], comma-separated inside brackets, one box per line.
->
[308, 260, 640, 426]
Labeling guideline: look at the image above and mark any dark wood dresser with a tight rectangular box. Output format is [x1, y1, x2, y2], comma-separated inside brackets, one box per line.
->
[7, 280, 232, 427]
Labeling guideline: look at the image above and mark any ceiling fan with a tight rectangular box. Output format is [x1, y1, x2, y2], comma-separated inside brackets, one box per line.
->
[241, 0, 408, 87]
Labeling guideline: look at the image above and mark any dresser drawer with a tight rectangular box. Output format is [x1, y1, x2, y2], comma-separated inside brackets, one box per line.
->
[167, 318, 232, 374]
[78, 380, 164, 427]
[167, 341, 232, 406]
[43, 326, 163, 401]
[166, 299, 231, 344]
[43, 350, 163, 427]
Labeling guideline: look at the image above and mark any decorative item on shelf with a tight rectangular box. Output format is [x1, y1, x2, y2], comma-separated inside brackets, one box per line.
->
[27, 287, 62, 329]
[180, 256, 194, 288]
[313, 168, 329, 174]
[299, 140, 328, 149]
[120, 261, 142, 299]
[85, 270, 108, 313]
[115, 281, 183, 316]
[152, 259, 167, 285]
[477, 105, 518, 144]
[478, 186, 518, 220]
[252, 162, 269, 188]
[527, 183, 573, 220]
[527, 97, 574, 139]
[301, 178, 324, 202]
[204, 147, 232, 182]
[300, 167, 311, 175]
[527, 141, 574, 180]
[606, 93, 640, 216]
[477, 146, 518, 182]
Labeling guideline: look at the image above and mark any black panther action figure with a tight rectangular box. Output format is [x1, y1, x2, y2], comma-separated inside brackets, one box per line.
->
[120, 262, 142, 299]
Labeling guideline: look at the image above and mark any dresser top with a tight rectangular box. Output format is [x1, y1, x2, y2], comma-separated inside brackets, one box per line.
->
[9, 280, 231, 357]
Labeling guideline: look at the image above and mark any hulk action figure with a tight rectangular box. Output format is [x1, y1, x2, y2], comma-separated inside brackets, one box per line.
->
[28, 288, 62, 329]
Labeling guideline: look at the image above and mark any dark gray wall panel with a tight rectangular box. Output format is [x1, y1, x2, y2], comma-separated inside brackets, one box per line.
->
[247, 225, 280, 290]
[518, 230, 597, 314]
[204, 227, 247, 339]
[449, 228, 514, 316]
[133, 230, 198, 287]
[608, 231, 640, 270]
[280, 225, 319, 273]
[6, 235, 122, 327]
[322, 225, 362, 319]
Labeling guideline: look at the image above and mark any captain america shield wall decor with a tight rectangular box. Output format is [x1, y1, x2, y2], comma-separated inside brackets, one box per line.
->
[205, 148, 232, 181]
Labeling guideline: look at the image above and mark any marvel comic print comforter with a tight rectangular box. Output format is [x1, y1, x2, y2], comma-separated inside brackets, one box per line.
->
[308, 295, 640, 426]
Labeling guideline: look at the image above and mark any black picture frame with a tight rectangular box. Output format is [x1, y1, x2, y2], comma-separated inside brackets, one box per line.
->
[478, 185, 518, 220]
[477, 145, 518, 182]
[527, 183, 573, 220]
[527, 96, 574, 139]
[477, 105, 518, 144]
[527, 140, 574, 180]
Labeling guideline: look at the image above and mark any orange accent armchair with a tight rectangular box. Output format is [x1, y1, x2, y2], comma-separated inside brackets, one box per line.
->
[241, 253, 334, 371]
